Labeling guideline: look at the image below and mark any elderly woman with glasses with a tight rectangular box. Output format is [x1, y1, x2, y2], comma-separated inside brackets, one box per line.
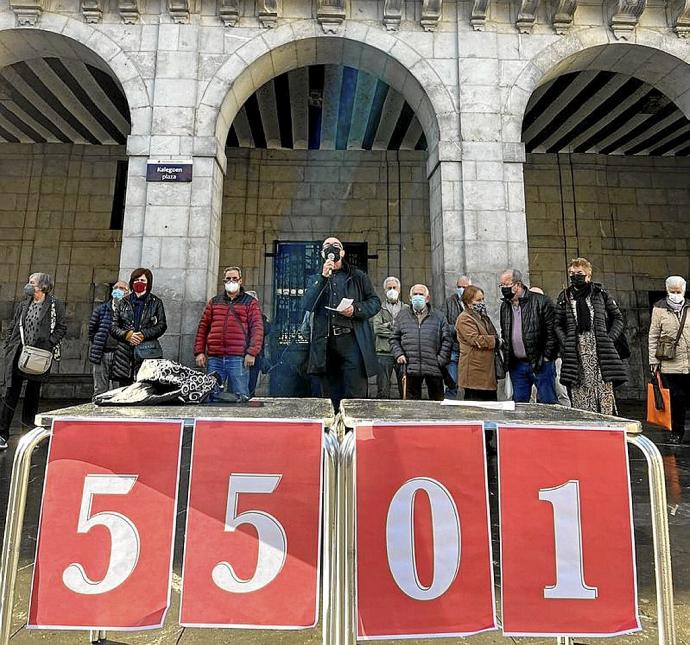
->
[649, 276, 690, 444]
[0, 273, 66, 449]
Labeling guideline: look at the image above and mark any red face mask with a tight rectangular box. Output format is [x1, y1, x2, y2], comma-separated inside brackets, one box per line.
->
[132, 281, 147, 294]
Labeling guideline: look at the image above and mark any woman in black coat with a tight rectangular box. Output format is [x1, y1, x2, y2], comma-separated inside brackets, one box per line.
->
[110, 268, 167, 384]
[0, 273, 67, 448]
[555, 258, 626, 415]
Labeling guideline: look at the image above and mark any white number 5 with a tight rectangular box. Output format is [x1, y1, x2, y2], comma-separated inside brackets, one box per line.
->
[212, 474, 287, 594]
[63, 474, 140, 595]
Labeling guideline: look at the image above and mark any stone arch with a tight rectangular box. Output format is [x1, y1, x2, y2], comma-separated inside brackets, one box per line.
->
[196, 21, 457, 158]
[0, 16, 151, 134]
[504, 27, 690, 144]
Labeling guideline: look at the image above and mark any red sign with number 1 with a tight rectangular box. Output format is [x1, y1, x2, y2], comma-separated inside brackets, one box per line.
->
[29, 419, 184, 630]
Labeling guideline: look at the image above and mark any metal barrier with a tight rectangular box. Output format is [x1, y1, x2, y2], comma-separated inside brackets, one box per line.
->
[0, 400, 676, 645]
[334, 400, 676, 645]
[0, 399, 336, 645]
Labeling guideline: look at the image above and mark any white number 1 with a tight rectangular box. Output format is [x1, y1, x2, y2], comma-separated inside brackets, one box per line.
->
[539, 480, 598, 600]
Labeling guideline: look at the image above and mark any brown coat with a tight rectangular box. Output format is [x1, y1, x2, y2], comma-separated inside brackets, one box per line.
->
[456, 309, 498, 391]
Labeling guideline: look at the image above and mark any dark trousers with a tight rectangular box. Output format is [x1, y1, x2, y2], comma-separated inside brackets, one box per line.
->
[464, 388, 497, 401]
[0, 370, 42, 440]
[510, 359, 558, 404]
[662, 373, 690, 438]
[407, 375, 445, 401]
[376, 354, 404, 399]
[320, 332, 368, 410]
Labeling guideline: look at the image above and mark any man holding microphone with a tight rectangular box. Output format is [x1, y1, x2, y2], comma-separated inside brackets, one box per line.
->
[302, 237, 380, 409]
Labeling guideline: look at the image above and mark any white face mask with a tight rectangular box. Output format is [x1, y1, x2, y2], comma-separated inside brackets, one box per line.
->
[225, 281, 240, 294]
[668, 293, 685, 304]
[386, 288, 399, 302]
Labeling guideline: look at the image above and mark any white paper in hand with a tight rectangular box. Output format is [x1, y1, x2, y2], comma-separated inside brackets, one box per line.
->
[325, 298, 354, 312]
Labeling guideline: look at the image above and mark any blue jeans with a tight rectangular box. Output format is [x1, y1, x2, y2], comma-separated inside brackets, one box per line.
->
[510, 359, 558, 404]
[445, 350, 459, 398]
[207, 356, 249, 399]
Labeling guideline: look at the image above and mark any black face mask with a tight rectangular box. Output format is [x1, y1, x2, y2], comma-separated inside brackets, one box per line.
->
[322, 246, 341, 262]
[501, 286, 514, 300]
[570, 274, 587, 288]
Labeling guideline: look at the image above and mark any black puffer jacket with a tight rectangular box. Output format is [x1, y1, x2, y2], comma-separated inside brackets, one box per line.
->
[443, 294, 464, 353]
[110, 293, 167, 381]
[390, 306, 452, 377]
[88, 301, 115, 365]
[555, 284, 627, 387]
[500, 289, 558, 371]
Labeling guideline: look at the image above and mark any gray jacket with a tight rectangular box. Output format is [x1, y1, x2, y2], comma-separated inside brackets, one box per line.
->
[372, 302, 408, 355]
[390, 306, 452, 377]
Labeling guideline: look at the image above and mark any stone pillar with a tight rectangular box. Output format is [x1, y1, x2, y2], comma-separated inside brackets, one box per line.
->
[119, 22, 225, 365]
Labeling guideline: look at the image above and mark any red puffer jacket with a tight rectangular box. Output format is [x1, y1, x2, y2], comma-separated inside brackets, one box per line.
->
[194, 291, 264, 357]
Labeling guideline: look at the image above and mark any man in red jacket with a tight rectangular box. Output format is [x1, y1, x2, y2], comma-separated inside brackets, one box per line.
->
[194, 266, 264, 400]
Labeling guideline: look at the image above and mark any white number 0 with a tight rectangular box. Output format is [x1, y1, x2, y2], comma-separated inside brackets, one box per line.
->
[212, 474, 287, 594]
[386, 478, 461, 601]
[63, 474, 140, 595]
[539, 480, 598, 600]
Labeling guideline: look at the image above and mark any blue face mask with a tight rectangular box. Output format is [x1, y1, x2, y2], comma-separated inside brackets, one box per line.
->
[112, 288, 125, 300]
[456, 287, 465, 298]
[411, 295, 426, 312]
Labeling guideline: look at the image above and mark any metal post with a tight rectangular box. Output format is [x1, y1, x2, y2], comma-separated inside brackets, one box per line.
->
[88, 629, 106, 642]
[0, 426, 52, 645]
[627, 434, 676, 645]
[322, 430, 339, 645]
[337, 430, 356, 645]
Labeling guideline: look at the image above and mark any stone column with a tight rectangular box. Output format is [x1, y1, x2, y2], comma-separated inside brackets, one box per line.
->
[119, 22, 225, 365]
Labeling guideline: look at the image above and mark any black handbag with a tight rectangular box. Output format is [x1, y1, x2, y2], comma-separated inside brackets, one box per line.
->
[134, 339, 163, 360]
[494, 345, 506, 380]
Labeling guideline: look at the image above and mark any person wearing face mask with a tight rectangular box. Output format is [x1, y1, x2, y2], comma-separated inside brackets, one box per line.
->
[390, 284, 451, 401]
[555, 258, 626, 415]
[110, 268, 167, 385]
[649, 276, 690, 444]
[194, 266, 264, 400]
[0, 273, 66, 450]
[302, 237, 380, 409]
[372, 276, 409, 398]
[88, 280, 130, 397]
[498, 268, 558, 404]
[456, 286, 499, 401]
[443, 275, 472, 398]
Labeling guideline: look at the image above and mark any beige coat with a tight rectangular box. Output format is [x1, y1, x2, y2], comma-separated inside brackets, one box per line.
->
[456, 309, 498, 391]
[649, 301, 690, 374]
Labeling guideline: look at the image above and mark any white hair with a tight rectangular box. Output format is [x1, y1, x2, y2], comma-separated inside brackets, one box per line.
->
[383, 276, 401, 290]
[409, 284, 429, 297]
[666, 276, 687, 292]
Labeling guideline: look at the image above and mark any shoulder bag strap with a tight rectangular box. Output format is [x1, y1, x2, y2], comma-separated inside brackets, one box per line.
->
[228, 300, 250, 352]
[19, 310, 25, 346]
[673, 306, 689, 349]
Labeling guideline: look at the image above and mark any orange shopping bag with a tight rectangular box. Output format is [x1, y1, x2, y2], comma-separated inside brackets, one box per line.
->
[647, 370, 672, 431]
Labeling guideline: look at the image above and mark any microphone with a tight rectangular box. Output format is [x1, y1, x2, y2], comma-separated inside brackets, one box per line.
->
[327, 252, 335, 277]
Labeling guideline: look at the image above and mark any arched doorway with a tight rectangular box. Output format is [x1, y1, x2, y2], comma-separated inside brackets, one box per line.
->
[520, 43, 690, 397]
[0, 29, 131, 397]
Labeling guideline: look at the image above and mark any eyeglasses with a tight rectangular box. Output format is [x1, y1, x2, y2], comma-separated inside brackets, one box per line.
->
[499, 283, 514, 289]
[224, 277, 241, 283]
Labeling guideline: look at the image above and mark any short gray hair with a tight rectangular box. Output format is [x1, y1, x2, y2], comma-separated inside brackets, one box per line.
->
[383, 276, 401, 290]
[29, 272, 54, 294]
[409, 284, 429, 297]
[502, 268, 524, 284]
[666, 275, 687, 292]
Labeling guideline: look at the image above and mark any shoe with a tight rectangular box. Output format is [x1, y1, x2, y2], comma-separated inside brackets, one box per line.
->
[669, 433, 684, 445]
[0, 438, 8, 450]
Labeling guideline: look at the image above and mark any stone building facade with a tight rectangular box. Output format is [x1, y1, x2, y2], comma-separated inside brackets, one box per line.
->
[0, 0, 688, 397]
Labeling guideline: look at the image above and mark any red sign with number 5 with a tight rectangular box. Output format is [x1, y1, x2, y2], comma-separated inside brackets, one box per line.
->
[29, 419, 184, 630]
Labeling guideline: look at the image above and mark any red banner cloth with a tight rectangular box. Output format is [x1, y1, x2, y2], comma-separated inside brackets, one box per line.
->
[356, 422, 496, 639]
[29, 418, 184, 630]
[498, 425, 640, 637]
[180, 419, 323, 629]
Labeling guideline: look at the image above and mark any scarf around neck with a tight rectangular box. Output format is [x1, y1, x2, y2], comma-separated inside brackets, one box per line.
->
[571, 282, 593, 334]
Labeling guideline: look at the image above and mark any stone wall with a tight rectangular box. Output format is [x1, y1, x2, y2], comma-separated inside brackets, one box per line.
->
[0, 143, 125, 398]
[525, 153, 690, 398]
[220, 148, 432, 315]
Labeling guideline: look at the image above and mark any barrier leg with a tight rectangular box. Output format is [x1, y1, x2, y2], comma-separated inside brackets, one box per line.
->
[0, 426, 52, 645]
[323, 431, 339, 645]
[338, 430, 356, 645]
[627, 434, 676, 645]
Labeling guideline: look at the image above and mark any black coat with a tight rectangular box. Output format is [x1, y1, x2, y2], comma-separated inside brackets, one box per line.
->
[443, 294, 464, 353]
[390, 306, 452, 378]
[110, 293, 167, 381]
[2, 295, 67, 388]
[88, 301, 115, 365]
[302, 263, 380, 377]
[499, 289, 558, 371]
[555, 284, 627, 387]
